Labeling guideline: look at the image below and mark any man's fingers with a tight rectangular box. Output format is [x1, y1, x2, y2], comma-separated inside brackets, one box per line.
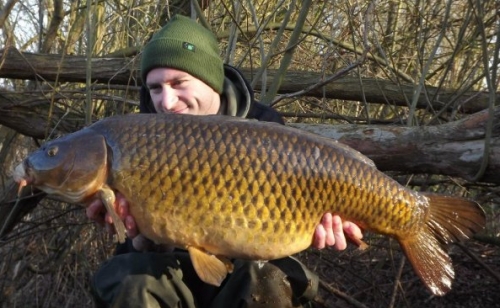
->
[322, 213, 335, 246]
[86, 200, 105, 225]
[313, 225, 327, 249]
[312, 213, 365, 251]
[85, 203, 97, 219]
[125, 216, 138, 238]
[86, 192, 138, 241]
[332, 215, 347, 250]
[117, 196, 129, 219]
[343, 221, 363, 239]
[105, 212, 114, 225]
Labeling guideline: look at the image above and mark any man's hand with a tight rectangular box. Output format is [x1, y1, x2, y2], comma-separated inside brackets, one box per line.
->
[86, 192, 138, 238]
[86, 194, 172, 252]
[312, 213, 364, 250]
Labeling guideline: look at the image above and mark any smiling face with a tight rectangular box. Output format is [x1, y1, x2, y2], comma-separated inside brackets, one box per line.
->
[146, 67, 221, 115]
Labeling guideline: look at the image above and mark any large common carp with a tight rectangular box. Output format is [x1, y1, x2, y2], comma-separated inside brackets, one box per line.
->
[13, 113, 485, 295]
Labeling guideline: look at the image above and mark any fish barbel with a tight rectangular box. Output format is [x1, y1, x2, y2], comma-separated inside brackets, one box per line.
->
[13, 113, 485, 295]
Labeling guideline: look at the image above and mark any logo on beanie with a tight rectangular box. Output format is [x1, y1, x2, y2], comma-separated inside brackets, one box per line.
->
[182, 42, 196, 52]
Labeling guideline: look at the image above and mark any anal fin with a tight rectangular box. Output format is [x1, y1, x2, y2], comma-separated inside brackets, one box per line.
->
[187, 246, 232, 286]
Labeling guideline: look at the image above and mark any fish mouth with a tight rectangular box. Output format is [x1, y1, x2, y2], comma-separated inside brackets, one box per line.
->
[13, 160, 36, 195]
[13, 160, 34, 185]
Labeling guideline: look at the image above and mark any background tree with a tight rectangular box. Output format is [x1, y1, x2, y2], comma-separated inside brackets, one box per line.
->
[0, 1, 499, 307]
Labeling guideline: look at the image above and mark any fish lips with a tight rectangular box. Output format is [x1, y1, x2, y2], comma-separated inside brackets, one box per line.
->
[12, 160, 27, 183]
[13, 159, 35, 185]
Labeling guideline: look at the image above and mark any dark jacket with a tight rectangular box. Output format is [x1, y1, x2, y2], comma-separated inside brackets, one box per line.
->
[139, 64, 284, 125]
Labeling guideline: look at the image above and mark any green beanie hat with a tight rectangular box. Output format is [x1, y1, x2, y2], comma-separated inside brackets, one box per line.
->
[141, 15, 224, 94]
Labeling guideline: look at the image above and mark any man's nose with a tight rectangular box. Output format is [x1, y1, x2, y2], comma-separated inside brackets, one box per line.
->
[160, 86, 178, 110]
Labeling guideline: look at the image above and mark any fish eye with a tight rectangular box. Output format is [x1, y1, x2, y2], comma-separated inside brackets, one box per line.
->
[47, 146, 58, 157]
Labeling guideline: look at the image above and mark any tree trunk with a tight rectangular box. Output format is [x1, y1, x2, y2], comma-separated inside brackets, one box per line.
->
[0, 47, 494, 113]
[0, 90, 86, 138]
[290, 107, 500, 184]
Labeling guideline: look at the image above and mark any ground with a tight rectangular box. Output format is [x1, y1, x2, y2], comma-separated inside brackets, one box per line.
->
[298, 238, 500, 308]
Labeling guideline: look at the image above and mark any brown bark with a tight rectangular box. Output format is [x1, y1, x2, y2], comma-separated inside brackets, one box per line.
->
[291, 107, 500, 184]
[0, 47, 494, 113]
[65, 2, 86, 55]
[0, 90, 86, 139]
[0, 47, 141, 85]
[41, 0, 65, 53]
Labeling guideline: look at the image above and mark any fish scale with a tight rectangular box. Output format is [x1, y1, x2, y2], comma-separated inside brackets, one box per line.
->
[13, 113, 485, 295]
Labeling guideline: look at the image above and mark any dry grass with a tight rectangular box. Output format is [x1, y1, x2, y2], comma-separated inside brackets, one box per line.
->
[299, 237, 500, 307]
[0, 202, 115, 308]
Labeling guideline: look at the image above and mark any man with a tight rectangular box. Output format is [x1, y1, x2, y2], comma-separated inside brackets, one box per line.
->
[88, 15, 362, 307]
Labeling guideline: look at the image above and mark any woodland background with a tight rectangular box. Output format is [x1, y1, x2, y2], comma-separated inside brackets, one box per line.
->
[0, 0, 499, 307]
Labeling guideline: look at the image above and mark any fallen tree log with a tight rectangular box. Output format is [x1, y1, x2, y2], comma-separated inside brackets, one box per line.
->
[0, 47, 494, 113]
[291, 107, 500, 184]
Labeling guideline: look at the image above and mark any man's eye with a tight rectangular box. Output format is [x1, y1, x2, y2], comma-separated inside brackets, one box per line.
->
[148, 85, 161, 93]
[172, 80, 185, 87]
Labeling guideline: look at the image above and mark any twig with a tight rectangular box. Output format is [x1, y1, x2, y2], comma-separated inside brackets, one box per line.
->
[260, 0, 311, 105]
[272, 0, 374, 106]
[455, 241, 500, 284]
[318, 279, 369, 308]
[473, 234, 500, 247]
[272, 55, 367, 105]
[407, 0, 454, 126]
[0, 197, 21, 240]
[389, 256, 405, 308]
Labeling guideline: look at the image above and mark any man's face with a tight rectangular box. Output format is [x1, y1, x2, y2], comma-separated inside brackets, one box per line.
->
[146, 67, 221, 115]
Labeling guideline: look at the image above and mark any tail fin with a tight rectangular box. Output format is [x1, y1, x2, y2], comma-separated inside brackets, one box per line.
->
[398, 194, 485, 296]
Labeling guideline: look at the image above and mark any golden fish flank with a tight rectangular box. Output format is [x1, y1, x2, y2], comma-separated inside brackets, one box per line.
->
[13, 113, 485, 295]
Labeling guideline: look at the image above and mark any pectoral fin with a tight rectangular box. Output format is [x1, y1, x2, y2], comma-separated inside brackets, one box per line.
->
[99, 186, 126, 243]
[187, 246, 233, 286]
